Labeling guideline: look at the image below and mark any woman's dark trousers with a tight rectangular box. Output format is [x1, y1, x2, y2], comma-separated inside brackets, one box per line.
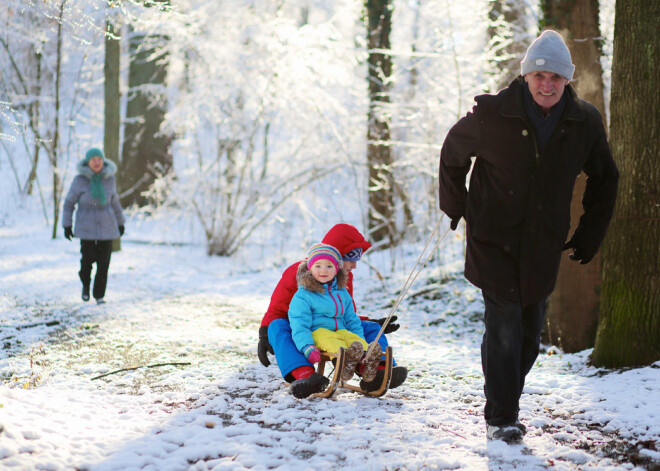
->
[481, 291, 547, 426]
[79, 240, 113, 300]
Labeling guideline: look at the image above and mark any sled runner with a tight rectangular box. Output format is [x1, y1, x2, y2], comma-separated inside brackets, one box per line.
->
[312, 345, 394, 398]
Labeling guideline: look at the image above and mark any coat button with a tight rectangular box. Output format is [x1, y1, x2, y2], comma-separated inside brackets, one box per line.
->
[522, 129, 528, 136]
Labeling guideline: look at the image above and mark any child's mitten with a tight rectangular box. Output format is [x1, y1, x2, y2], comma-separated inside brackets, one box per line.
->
[303, 345, 321, 364]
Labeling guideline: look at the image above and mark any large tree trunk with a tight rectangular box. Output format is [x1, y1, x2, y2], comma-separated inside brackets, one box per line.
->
[366, 0, 395, 247]
[50, 0, 66, 240]
[104, 20, 121, 171]
[540, 0, 606, 353]
[105, 18, 122, 252]
[487, 0, 530, 91]
[119, 20, 171, 208]
[592, 0, 660, 368]
[25, 51, 42, 196]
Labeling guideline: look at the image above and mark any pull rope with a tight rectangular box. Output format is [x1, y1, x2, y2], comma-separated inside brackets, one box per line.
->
[365, 216, 453, 357]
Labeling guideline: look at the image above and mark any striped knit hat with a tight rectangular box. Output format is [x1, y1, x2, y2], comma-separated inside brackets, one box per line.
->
[307, 243, 343, 271]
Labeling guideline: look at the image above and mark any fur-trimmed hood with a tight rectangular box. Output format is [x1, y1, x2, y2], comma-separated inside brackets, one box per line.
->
[296, 262, 348, 294]
[76, 158, 118, 180]
[289, 261, 363, 353]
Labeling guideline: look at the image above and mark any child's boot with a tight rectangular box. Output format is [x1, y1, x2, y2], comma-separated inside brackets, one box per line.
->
[359, 342, 382, 382]
[290, 373, 329, 399]
[340, 341, 364, 381]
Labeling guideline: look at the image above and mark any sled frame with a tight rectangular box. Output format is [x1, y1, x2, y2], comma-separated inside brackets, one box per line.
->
[312, 346, 394, 399]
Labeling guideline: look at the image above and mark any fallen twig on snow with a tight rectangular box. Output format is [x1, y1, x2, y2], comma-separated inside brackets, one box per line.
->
[91, 362, 192, 380]
[428, 423, 467, 440]
[408, 284, 441, 298]
[15, 320, 61, 330]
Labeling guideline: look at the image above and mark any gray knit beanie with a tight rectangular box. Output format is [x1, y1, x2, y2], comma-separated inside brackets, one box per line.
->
[521, 30, 574, 81]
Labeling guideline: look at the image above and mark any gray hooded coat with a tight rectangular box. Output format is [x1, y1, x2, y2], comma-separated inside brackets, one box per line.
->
[62, 159, 125, 240]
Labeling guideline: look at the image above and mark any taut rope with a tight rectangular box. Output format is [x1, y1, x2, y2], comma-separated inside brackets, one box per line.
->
[365, 216, 453, 357]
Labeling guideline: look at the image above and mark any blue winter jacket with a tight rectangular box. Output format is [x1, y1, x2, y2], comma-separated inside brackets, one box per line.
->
[289, 263, 365, 353]
[62, 159, 125, 240]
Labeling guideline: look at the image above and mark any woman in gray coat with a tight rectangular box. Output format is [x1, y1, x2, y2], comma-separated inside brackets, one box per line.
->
[62, 148, 125, 304]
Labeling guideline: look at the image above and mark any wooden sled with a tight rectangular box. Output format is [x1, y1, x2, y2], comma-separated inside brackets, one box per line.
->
[312, 346, 394, 398]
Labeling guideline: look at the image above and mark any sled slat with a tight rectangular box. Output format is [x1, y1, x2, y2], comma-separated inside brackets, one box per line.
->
[312, 347, 345, 398]
[311, 346, 394, 399]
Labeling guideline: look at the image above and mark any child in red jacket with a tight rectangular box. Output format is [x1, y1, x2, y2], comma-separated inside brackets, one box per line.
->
[257, 224, 407, 398]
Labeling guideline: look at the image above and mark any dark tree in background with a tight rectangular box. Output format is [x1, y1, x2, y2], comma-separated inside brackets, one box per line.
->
[119, 3, 171, 208]
[104, 19, 121, 172]
[540, 0, 607, 353]
[49, 0, 67, 239]
[592, 0, 660, 367]
[105, 15, 122, 252]
[366, 0, 395, 247]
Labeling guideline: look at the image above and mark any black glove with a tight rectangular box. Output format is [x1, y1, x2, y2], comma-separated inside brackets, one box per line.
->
[64, 227, 73, 241]
[372, 316, 400, 334]
[257, 326, 273, 367]
[449, 216, 461, 231]
[562, 239, 594, 265]
[119, 225, 125, 236]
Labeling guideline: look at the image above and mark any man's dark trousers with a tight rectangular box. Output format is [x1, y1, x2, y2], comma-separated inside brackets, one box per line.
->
[481, 291, 547, 426]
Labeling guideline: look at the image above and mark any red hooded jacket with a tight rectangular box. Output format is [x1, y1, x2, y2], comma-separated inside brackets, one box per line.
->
[260, 224, 372, 327]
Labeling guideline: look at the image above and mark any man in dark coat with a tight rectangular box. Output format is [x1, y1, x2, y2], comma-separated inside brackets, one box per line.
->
[438, 30, 618, 443]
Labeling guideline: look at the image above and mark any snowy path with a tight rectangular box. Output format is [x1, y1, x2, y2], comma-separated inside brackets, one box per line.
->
[1, 232, 658, 470]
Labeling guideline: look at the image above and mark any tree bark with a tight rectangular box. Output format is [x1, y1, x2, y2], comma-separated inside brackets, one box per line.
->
[105, 18, 122, 252]
[540, 0, 606, 353]
[104, 20, 121, 171]
[25, 51, 42, 195]
[50, 0, 66, 240]
[366, 0, 395, 247]
[592, 0, 660, 367]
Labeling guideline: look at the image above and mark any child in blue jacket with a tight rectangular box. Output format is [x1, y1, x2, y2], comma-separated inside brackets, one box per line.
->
[288, 243, 382, 398]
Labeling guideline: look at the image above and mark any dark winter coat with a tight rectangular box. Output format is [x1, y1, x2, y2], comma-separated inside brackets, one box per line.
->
[289, 263, 364, 353]
[62, 159, 125, 240]
[439, 76, 618, 305]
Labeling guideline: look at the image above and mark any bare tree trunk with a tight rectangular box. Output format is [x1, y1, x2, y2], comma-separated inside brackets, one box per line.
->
[592, 0, 660, 368]
[50, 0, 66, 240]
[366, 0, 395, 247]
[104, 21, 121, 170]
[105, 17, 122, 252]
[25, 51, 42, 195]
[541, 0, 606, 353]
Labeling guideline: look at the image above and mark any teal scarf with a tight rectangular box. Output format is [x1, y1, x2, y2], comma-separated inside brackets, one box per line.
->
[90, 173, 106, 204]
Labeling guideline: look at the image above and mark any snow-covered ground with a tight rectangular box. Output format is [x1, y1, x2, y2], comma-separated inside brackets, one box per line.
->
[1, 221, 658, 471]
